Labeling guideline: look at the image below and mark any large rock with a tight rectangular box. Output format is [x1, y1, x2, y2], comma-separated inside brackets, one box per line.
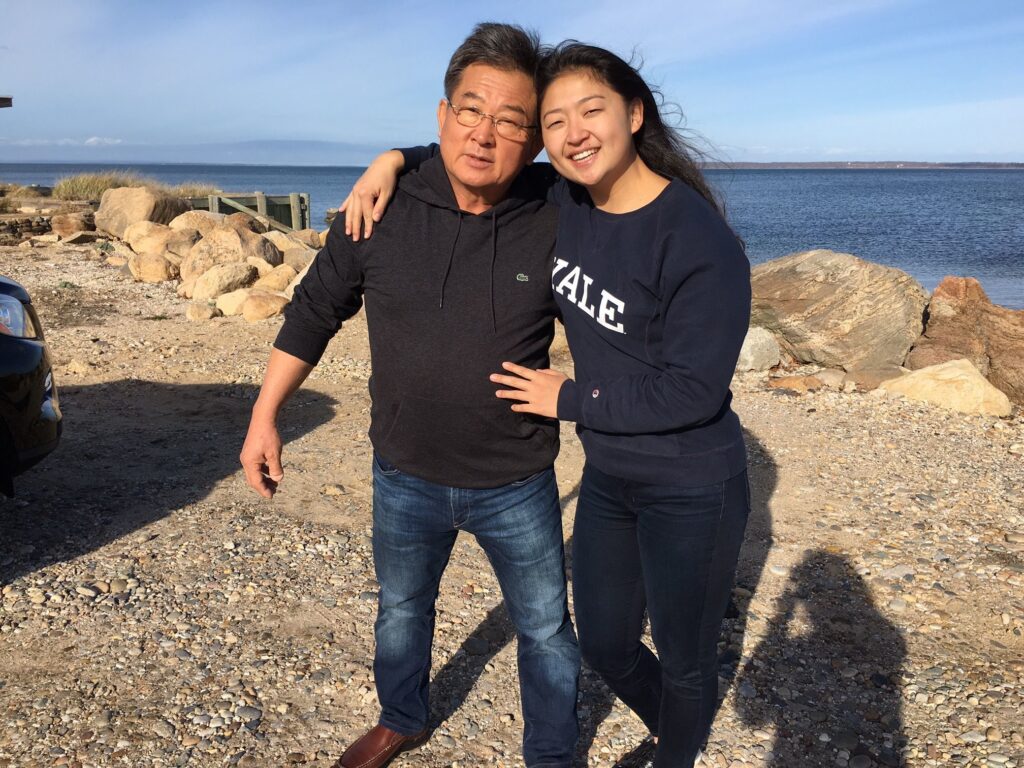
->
[905, 277, 1024, 404]
[192, 262, 258, 301]
[180, 223, 282, 281]
[168, 210, 225, 237]
[50, 211, 94, 237]
[262, 230, 316, 271]
[224, 212, 267, 234]
[284, 259, 312, 300]
[242, 292, 289, 322]
[751, 250, 927, 371]
[123, 221, 200, 260]
[128, 252, 178, 283]
[186, 303, 222, 322]
[253, 264, 298, 293]
[216, 288, 252, 317]
[880, 359, 1012, 417]
[736, 326, 780, 371]
[94, 187, 189, 239]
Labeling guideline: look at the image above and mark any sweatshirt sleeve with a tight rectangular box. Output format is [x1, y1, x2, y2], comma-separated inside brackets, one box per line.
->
[273, 218, 365, 365]
[397, 144, 440, 171]
[557, 225, 751, 434]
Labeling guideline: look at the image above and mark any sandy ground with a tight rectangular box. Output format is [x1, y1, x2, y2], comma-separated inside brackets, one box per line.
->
[1, 243, 1022, 768]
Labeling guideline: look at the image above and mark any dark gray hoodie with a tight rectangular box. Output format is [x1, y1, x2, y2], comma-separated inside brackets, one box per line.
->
[274, 156, 561, 488]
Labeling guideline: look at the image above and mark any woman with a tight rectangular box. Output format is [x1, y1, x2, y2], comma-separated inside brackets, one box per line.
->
[344, 42, 751, 768]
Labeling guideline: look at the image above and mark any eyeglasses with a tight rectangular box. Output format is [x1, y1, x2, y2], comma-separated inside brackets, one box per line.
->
[447, 101, 536, 142]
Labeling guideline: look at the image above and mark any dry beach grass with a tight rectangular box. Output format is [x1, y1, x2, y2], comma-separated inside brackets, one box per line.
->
[0, 243, 1021, 767]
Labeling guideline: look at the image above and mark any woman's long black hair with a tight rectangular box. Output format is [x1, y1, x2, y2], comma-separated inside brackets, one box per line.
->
[537, 41, 724, 216]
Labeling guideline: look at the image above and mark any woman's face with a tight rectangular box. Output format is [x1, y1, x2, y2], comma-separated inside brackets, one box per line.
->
[540, 70, 642, 193]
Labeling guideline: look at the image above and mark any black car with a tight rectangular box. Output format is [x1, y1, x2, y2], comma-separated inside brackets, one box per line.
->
[1, 275, 62, 496]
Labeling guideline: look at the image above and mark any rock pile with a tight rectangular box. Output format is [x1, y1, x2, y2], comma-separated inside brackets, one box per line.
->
[34, 187, 323, 323]
[740, 250, 1021, 417]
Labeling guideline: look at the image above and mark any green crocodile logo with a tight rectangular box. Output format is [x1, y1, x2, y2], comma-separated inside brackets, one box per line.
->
[516, 273, 529, 282]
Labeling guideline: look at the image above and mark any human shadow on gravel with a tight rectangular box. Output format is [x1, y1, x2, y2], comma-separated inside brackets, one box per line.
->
[736, 550, 906, 767]
[0, 379, 336, 586]
[718, 431, 777, 696]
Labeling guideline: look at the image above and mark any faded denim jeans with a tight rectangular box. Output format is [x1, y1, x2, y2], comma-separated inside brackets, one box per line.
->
[371, 454, 580, 768]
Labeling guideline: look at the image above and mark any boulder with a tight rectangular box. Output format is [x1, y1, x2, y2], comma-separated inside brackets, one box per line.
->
[186, 303, 222, 322]
[736, 326, 780, 371]
[123, 221, 200, 260]
[177, 277, 197, 299]
[262, 230, 317, 271]
[94, 186, 189, 239]
[242, 292, 289, 322]
[843, 366, 905, 391]
[767, 375, 824, 394]
[224, 212, 267, 234]
[254, 264, 298, 293]
[284, 259, 312, 300]
[180, 223, 282, 281]
[128, 252, 178, 283]
[751, 250, 928, 371]
[905, 277, 1024, 404]
[62, 230, 103, 244]
[216, 289, 252, 317]
[293, 228, 323, 249]
[168, 210, 225, 237]
[246, 256, 274, 277]
[879, 359, 1012, 417]
[192, 262, 258, 301]
[50, 211, 94, 237]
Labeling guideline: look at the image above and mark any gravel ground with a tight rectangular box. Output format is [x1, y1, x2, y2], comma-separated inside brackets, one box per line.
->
[1, 243, 1022, 768]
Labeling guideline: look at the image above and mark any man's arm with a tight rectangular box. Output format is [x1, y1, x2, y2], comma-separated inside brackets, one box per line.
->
[240, 348, 314, 498]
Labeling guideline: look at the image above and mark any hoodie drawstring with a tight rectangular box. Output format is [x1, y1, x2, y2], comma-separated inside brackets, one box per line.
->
[439, 212, 462, 309]
[439, 209, 498, 335]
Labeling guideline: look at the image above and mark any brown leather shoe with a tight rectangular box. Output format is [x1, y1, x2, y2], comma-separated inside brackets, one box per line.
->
[332, 724, 429, 768]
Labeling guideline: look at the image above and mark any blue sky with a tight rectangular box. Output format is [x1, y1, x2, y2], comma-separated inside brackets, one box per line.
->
[1, 0, 1022, 164]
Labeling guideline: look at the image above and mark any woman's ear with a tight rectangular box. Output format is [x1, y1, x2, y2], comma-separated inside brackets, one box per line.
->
[630, 98, 644, 135]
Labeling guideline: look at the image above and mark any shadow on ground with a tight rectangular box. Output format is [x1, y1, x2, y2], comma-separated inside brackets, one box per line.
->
[737, 550, 907, 766]
[0, 379, 336, 585]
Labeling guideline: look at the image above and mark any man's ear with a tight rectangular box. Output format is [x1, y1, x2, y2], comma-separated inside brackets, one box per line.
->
[630, 97, 644, 135]
[437, 99, 448, 137]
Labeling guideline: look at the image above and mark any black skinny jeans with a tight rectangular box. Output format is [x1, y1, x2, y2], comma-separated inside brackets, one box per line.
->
[572, 463, 750, 768]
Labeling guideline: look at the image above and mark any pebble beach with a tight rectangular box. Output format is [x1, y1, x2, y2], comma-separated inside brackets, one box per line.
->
[1, 242, 1022, 767]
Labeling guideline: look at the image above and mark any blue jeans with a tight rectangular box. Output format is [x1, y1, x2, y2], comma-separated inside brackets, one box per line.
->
[572, 463, 750, 768]
[371, 455, 580, 767]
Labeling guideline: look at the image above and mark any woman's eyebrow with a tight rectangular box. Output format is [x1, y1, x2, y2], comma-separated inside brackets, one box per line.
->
[542, 94, 605, 120]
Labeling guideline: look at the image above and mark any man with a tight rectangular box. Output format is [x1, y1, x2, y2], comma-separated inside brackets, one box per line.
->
[239, 23, 580, 768]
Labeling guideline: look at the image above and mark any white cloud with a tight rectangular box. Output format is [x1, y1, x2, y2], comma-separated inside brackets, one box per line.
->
[0, 137, 125, 147]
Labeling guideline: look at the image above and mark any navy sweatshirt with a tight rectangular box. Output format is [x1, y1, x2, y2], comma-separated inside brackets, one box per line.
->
[400, 146, 751, 486]
[549, 179, 750, 486]
[275, 156, 561, 489]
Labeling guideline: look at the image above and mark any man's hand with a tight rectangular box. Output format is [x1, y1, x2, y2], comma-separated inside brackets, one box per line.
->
[240, 417, 285, 498]
[339, 149, 404, 242]
[490, 362, 569, 419]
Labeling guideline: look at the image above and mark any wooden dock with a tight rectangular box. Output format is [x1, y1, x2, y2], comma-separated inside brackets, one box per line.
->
[187, 192, 310, 233]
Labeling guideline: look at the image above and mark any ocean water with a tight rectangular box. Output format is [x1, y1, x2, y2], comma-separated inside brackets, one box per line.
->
[2, 163, 1022, 308]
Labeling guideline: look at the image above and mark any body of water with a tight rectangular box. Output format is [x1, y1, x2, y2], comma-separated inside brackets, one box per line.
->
[2, 163, 1022, 308]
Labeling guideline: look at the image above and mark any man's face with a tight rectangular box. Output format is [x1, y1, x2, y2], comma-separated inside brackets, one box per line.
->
[437, 63, 540, 207]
